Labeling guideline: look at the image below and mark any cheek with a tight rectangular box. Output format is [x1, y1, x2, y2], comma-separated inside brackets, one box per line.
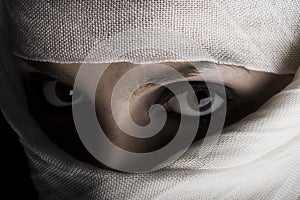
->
[23, 77, 103, 166]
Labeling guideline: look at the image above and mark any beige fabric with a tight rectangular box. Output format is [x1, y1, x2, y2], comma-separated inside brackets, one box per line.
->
[5, 0, 300, 74]
[1, 0, 300, 199]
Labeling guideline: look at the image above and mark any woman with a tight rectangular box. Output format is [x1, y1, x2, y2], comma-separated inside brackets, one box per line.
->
[1, 0, 300, 199]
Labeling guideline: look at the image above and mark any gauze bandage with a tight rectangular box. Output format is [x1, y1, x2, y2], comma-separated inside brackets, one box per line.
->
[1, 0, 300, 199]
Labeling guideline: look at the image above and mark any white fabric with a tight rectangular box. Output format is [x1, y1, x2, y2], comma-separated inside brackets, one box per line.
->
[5, 0, 300, 74]
[1, 0, 300, 199]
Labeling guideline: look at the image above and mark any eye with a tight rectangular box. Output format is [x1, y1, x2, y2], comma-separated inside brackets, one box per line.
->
[43, 80, 84, 107]
[166, 89, 224, 117]
[161, 82, 234, 117]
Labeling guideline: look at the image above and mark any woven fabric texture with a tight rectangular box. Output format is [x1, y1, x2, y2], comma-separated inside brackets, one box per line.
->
[1, 1, 300, 199]
[5, 0, 300, 74]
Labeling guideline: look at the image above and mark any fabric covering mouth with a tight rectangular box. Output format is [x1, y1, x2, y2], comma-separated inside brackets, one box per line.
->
[1, 1, 300, 200]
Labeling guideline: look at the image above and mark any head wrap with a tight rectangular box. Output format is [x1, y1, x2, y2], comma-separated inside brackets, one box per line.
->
[5, 0, 300, 74]
[1, 0, 300, 199]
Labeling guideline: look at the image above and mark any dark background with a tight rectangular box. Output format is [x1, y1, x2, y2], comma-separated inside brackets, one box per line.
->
[1, 110, 39, 199]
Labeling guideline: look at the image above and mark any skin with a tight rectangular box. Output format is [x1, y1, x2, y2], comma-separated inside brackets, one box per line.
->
[16, 57, 294, 169]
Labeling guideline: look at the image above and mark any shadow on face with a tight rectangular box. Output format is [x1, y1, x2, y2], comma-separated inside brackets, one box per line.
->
[16, 57, 294, 169]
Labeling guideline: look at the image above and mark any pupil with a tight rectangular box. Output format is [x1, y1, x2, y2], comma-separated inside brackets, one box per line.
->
[196, 91, 209, 103]
[55, 82, 73, 102]
[195, 91, 212, 111]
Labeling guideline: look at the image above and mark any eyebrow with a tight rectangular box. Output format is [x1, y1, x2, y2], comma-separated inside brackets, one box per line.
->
[137, 62, 212, 86]
[129, 62, 207, 98]
[162, 62, 202, 77]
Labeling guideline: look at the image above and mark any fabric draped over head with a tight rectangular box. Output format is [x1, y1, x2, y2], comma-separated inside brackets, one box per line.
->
[1, 0, 300, 199]
[5, 0, 300, 74]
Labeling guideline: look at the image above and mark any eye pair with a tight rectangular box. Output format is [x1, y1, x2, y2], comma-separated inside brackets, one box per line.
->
[42, 79, 236, 117]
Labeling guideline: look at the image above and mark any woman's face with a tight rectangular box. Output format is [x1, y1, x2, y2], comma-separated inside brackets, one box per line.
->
[16, 57, 293, 169]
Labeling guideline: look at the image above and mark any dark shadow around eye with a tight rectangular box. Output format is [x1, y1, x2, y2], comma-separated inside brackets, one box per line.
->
[25, 72, 86, 109]
[23, 73, 73, 114]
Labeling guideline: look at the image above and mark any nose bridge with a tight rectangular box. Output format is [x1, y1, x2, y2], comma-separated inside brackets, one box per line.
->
[94, 62, 166, 134]
[94, 63, 138, 132]
[100, 62, 137, 91]
[91, 63, 180, 153]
